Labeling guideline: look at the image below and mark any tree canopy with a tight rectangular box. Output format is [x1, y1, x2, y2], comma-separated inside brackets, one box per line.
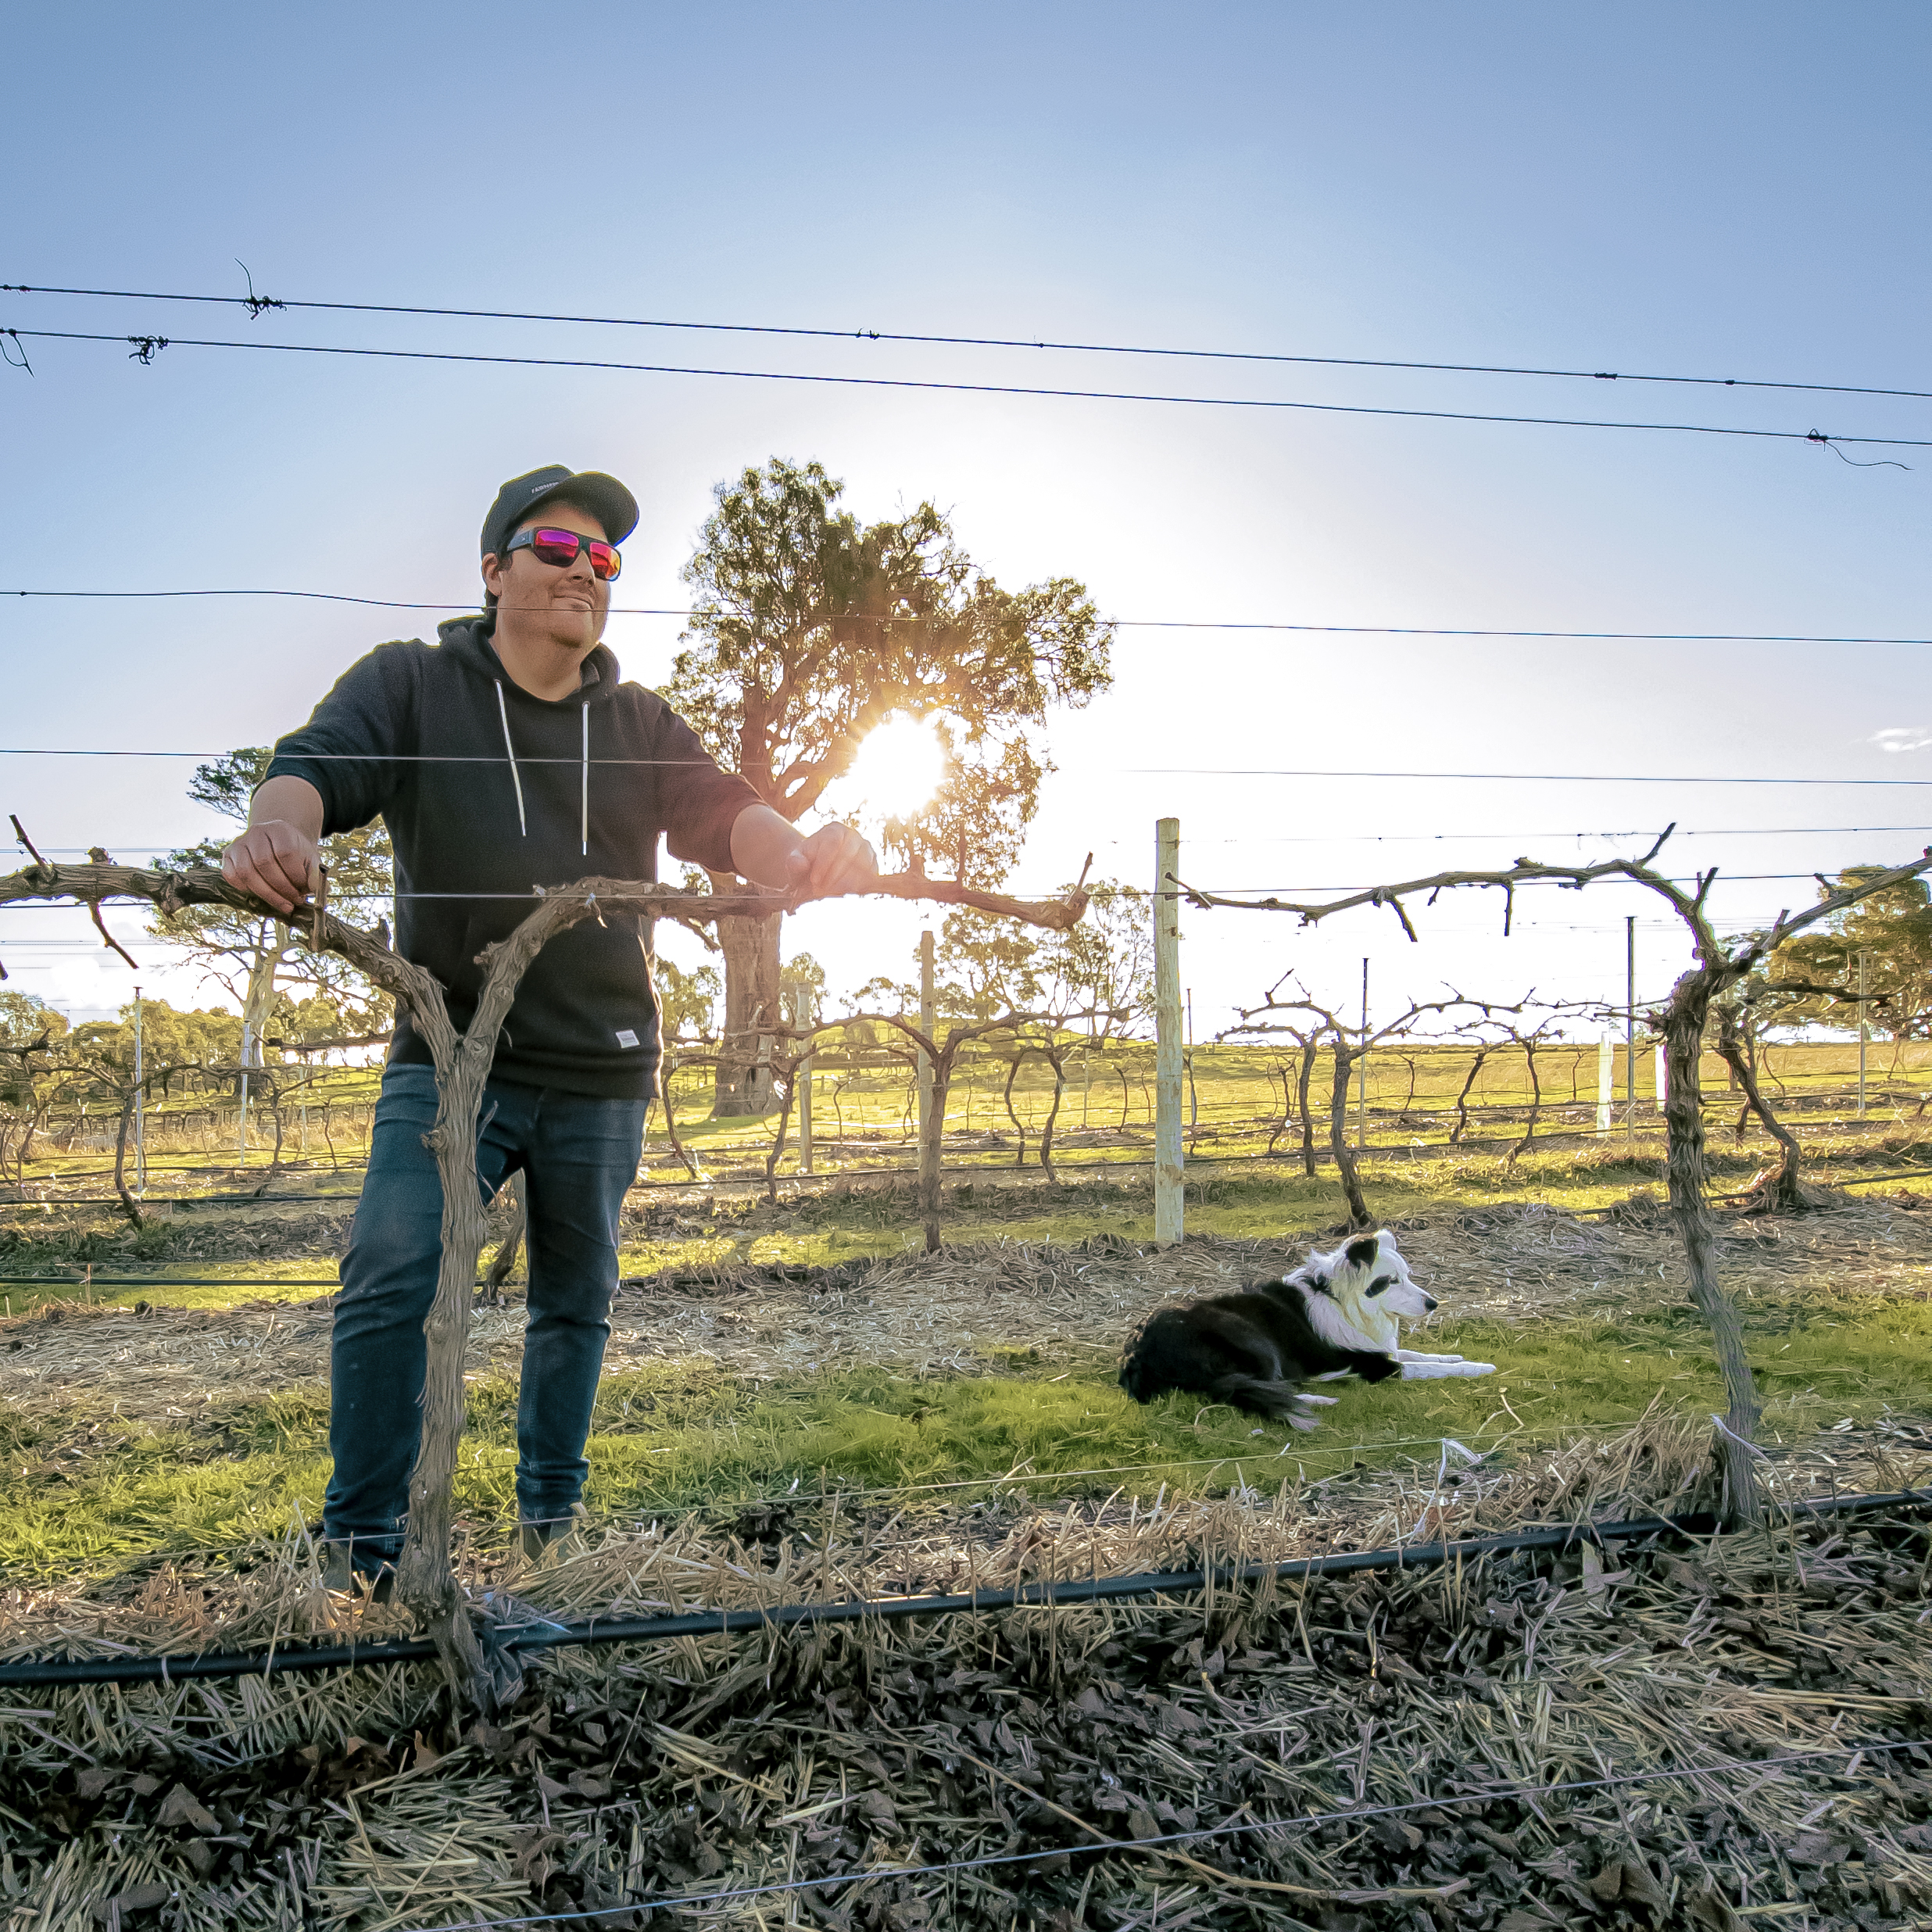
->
[654, 957, 722, 1043]
[1766, 865, 1932, 1038]
[664, 457, 1114, 886]
[149, 747, 395, 1038]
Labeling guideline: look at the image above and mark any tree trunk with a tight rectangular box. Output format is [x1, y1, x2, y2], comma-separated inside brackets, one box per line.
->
[1715, 1006, 1805, 1212]
[711, 889, 782, 1115]
[1327, 1036, 1372, 1229]
[1660, 971, 1764, 1526]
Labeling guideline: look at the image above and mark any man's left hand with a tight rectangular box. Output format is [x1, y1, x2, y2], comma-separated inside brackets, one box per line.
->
[787, 822, 878, 897]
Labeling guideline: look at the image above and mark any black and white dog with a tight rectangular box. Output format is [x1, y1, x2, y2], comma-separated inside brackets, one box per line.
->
[1118, 1229, 1494, 1429]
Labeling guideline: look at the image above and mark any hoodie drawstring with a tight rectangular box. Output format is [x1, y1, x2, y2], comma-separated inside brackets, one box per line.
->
[495, 681, 528, 837]
[581, 702, 590, 857]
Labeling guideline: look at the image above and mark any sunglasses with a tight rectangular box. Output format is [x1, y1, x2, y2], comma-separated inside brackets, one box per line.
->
[503, 526, 623, 581]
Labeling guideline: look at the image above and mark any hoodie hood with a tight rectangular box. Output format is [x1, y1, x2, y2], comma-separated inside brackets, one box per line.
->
[435, 614, 626, 707]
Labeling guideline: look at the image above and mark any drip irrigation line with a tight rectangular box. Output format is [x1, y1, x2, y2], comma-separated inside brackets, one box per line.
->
[420, 1736, 1932, 1932]
[8, 279, 1930, 404]
[2, 1487, 1922, 1688]
[5, 587, 1932, 648]
[4, 325, 1927, 453]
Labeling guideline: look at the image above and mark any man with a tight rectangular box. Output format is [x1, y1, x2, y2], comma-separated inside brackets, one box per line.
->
[224, 464, 875, 1591]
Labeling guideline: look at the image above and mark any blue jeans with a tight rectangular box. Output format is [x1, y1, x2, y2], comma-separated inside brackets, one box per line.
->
[322, 1063, 647, 1565]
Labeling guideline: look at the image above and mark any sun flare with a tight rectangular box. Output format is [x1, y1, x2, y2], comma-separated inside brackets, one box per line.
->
[845, 712, 949, 820]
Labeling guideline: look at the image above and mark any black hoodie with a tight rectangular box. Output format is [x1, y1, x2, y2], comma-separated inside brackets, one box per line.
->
[265, 617, 759, 1100]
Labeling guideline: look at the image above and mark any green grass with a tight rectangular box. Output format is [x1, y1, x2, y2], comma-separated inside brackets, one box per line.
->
[8, 1290, 1930, 1586]
[7, 1036, 1932, 1583]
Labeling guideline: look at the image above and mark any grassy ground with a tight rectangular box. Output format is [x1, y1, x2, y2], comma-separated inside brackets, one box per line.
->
[6, 1249, 1929, 1587]
[5, 1036, 1932, 1594]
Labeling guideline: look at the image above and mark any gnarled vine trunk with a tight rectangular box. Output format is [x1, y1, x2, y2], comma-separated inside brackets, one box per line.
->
[1297, 1039, 1318, 1177]
[1326, 1035, 1372, 1230]
[1714, 1005, 1805, 1214]
[1659, 970, 1764, 1526]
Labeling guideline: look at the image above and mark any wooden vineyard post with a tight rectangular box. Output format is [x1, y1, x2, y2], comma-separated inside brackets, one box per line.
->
[1154, 817, 1183, 1245]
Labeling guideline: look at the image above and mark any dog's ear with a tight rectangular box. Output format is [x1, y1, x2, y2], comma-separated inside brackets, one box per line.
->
[1345, 1235, 1379, 1270]
[1306, 1272, 1331, 1295]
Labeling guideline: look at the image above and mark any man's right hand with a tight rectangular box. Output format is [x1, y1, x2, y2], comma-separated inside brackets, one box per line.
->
[222, 819, 320, 914]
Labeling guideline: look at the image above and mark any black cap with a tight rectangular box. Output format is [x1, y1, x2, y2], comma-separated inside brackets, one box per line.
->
[480, 465, 639, 563]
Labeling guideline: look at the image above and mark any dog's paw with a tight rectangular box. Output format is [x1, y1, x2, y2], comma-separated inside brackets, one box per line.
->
[1285, 1411, 1324, 1432]
[1295, 1393, 1341, 1406]
[1447, 1361, 1497, 1377]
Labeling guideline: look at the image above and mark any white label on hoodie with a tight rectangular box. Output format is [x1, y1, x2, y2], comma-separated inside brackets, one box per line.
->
[615, 1029, 640, 1050]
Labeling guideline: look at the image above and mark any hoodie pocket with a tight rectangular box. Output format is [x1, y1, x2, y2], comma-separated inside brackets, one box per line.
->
[495, 915, 658, 1065]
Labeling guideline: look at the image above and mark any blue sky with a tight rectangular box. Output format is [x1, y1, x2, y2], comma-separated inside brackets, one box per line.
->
[3, 2, 1928, 1036]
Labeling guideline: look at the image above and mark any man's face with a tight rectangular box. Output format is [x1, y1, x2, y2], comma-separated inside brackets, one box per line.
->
[482, 499, 613, 653]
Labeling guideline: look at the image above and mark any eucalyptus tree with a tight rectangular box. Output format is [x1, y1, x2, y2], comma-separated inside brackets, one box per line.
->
[667, 458, 1113, 1111]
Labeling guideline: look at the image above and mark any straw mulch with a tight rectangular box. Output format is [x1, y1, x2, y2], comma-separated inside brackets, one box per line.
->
[2, 1419, 1930, 1931]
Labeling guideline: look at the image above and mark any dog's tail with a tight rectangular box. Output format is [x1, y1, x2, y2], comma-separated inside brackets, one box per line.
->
[1215, 1374, 1326, 1429]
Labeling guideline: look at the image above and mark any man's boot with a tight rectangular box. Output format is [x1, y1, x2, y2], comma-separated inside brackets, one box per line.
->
[517, 1510, 584, 1568]
[321, 1540, 395, 1602]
